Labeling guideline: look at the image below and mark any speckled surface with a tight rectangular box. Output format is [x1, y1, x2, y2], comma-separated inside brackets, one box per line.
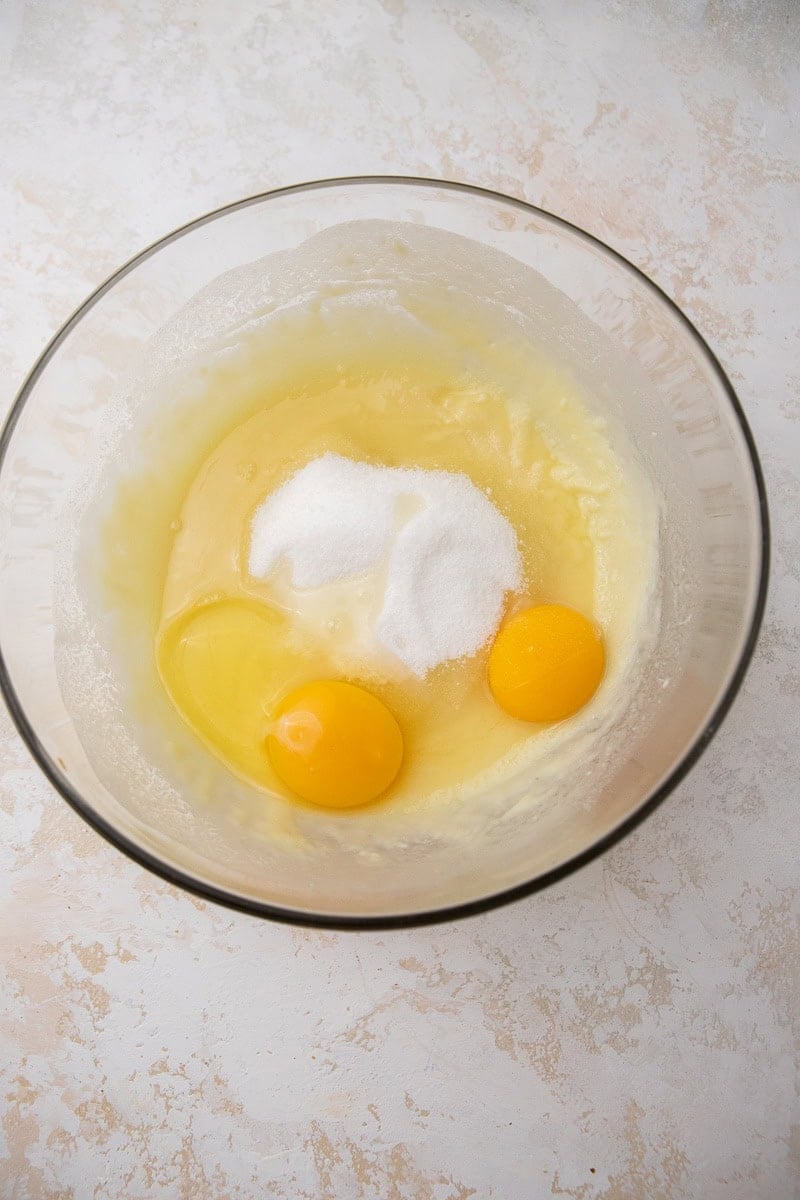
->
[1, 2, 798, 1197]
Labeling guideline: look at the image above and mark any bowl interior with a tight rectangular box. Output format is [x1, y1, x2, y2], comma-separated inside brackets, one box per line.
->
[0, 180, 767, 923]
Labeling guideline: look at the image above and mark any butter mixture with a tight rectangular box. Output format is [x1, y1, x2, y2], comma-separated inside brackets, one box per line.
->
[148, 302, 652, 813]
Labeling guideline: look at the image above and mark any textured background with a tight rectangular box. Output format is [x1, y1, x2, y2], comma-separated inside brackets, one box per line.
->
[1, 2, 798, 1197]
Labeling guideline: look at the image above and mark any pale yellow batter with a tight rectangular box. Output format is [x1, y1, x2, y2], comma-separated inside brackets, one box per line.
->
[112, 298, 651, 812]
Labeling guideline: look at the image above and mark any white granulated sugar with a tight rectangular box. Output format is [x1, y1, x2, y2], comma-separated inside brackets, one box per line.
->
[249, 453, 522, 676]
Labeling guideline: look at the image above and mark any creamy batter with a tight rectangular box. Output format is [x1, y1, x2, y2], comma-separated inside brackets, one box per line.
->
[134, 298, 651, 813]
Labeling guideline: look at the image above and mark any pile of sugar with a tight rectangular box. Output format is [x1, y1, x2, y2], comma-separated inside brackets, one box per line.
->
[249, 453, 522, 676]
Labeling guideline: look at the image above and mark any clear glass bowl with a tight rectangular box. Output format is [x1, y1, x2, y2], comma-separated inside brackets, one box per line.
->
[0, 179, 768, 927]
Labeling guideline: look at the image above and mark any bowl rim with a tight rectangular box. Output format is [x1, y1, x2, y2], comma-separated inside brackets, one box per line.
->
[0, 175, 770, 930]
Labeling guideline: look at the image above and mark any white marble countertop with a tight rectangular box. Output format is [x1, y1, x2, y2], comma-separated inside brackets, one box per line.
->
[1, 2, 798, 1197]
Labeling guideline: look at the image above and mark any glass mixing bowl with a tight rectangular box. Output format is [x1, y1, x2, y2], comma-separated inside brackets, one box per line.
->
[0, 178, 768, 927]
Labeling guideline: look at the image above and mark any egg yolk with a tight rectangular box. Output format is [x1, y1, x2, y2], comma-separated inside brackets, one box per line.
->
[266, 680, 404, 809]
[488, 604, 605, 723]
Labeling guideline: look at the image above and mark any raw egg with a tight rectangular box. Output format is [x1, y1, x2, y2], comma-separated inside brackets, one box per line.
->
[267, 680, 404, 809]
[488, 604, 605, 723]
